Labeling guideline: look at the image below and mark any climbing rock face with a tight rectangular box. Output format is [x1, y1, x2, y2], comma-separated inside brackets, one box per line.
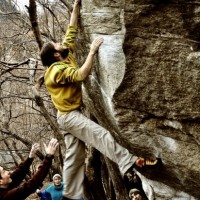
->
[80, 1, 200, 199]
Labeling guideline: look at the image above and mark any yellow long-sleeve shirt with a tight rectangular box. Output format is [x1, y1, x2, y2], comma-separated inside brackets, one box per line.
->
[45, 25, 84, 114]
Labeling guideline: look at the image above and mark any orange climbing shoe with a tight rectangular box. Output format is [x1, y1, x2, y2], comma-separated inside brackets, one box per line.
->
[135, 157, 162, 169]
[145, 158, 159, 166]
[125, 157, 162, 175]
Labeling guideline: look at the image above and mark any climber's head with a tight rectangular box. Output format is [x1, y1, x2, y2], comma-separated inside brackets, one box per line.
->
[40, 42, 69, 67]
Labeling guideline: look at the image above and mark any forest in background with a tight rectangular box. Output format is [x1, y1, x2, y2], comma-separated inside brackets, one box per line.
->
[0, 0, 69, 166]
[1, 0, 71, 199]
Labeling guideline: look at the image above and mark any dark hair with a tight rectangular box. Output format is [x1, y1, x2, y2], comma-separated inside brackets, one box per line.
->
[40, 42, 57, 67]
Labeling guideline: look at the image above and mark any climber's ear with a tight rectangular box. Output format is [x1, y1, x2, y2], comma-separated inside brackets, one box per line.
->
[54, 52, 61, 60]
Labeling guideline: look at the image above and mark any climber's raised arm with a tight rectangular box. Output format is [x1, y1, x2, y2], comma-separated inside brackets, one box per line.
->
[79, 37, 104, 80]
[70, 0, 80, 27]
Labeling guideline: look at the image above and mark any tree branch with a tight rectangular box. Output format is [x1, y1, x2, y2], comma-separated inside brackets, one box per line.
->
[59, 0, 73, 12]
[27, 0, 43, 50]
[0, 10, 20, 15]
[28, 59, 65, 168]
[0, 129, 44, 159]
[0, 59, 30, 76]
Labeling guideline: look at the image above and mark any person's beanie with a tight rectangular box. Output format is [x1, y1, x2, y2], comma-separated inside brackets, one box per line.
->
[53, 174, 62, 180]
[129, 188, 141, 198]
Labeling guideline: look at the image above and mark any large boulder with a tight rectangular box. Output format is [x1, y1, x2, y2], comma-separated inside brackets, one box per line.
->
[79, 1, 200, 199]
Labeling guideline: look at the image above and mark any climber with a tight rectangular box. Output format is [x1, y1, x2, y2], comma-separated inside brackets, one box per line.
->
[39, 0, 162, 199]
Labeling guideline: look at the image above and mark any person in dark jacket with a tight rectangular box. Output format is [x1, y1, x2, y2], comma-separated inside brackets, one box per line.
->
[0, 138, 58, 200]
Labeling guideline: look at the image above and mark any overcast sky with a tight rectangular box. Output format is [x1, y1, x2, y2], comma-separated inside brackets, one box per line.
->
[16, 0, 54, 11]
[16, 0, 29, 11]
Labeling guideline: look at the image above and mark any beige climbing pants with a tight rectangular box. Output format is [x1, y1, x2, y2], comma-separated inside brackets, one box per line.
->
[57, 110, 137, 199]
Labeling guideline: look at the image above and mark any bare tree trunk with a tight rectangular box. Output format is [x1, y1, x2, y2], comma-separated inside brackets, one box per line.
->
[1, 128, 44, 159]
[28, 59, 64, 171]
[84, 147, 107, 200]
[12, 140, 25, 161]
[3, 139, 19, 166]
[104, 158, 130, 200]
[101, 158, 116, 200]
[27, 0, 43, 50]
